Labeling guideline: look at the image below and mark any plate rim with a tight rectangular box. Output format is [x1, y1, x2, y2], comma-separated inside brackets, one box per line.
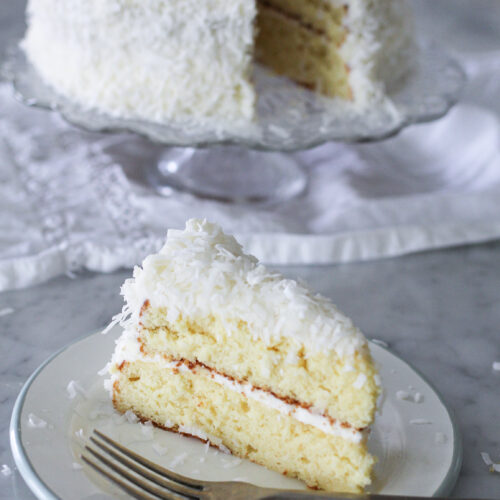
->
[10, 330, 463, 500]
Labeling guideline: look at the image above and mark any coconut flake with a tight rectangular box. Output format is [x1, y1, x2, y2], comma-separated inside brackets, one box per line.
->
[222, 457, 242, 469]
[353, 373, 367, 389]
[371, 338, 388, 348]
[481, 452, 493, 466]
[170, 452, 188, 468]
[75, 428, 85, 441]
[124, 410, 139, 424]
[493, 362, 500, 372]
[72, 462, 83, 470]
[140, 422, 154, 440]
[1, 464, 12, 477]
[396, 390, 412, 401]
[414, 392, 423, 403]
[0, 307, 14, 317]
[66, 380, 87, 400]
[152, 443, 168, 456]
[28, 413, 47, 429]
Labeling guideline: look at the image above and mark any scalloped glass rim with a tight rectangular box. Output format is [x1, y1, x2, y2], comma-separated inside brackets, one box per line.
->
[2, 42, 465, 152]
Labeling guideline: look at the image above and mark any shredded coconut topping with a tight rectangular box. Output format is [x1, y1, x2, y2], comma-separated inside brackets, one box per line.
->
[119, 219, 367, 357]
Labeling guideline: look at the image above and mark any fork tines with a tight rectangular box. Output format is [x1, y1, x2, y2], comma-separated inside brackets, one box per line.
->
[81, 429, 207, 499]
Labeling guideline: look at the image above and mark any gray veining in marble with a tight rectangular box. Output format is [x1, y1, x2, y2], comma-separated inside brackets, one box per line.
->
[2, 1, 500, 499]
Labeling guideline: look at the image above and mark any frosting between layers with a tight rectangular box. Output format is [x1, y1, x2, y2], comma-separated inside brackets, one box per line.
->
[117, 219, 368, 357]
[109, 328, 365, 443]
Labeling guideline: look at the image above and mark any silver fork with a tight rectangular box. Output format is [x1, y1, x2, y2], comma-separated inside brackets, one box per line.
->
[82, 429, 455, 500]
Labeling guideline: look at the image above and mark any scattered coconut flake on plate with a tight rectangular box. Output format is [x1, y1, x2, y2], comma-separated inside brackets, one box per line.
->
[199, 456, 206, 463]
[493, 362, 500, 372]
[396, 390, 412, 401]
[140, 421, 154, 439]
[204, 441, 210, 455]
[1, 464, 12, 477]
[28, 413, 47, 429]
[232, 476, 249, 482]
[222, 457, 242, 469]
[170, 452, 188, 468]
[75, 428, 86, 441]
[72, 462, 83, 470]
[409, 419, 432, 425]
[371, 339, 389, 348]
[0, 307, 14, 317]
[97, 363, 110, 376]
[152, 443, 168, 456]
[434, 432, 447, 444]
[66, 380, 88, 400]
[414, 392, 424, 403]
[124, 410, 139, 424]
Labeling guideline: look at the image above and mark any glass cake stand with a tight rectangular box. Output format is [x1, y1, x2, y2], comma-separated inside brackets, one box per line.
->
[3, 43, 465, 203]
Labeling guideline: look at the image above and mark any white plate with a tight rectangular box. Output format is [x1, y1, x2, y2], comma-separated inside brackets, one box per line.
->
[11, 327, 462, 499]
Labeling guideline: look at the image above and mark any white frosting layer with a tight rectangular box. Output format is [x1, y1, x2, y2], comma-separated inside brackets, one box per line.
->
[110, 328, 364, 443]
[118, 219, 367, 357]
[23, 0, 413, 122]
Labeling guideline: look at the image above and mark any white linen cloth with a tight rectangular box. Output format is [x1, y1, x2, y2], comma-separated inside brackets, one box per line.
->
[1, 50, 500, 291]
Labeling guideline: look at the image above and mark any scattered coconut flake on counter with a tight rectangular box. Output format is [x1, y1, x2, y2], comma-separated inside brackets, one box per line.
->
[434, 432, 447, 444]
[152, 443, 168, 456]
[28, 413, 47, 429]
[0, 307, 14, 317]
[353, 373, 367, 389]
[75, 428, 86, 441]
[371, 339, 389, 348]
[493, 362, 500, 372]
[410, 419, 432, 425]
[1, 464, 12, 477]
[170, 452, 188, 468]
[66, 380, 88, 399]
[72, 462, 83, 470]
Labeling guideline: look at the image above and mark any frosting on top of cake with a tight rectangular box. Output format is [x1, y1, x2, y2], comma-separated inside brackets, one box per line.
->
[118, 219, 367, 357]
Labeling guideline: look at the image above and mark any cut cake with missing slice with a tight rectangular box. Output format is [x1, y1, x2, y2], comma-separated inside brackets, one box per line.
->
[106, 219, 380, 492]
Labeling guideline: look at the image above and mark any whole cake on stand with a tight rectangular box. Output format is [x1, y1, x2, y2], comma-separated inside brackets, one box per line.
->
[9, 0, 465, 202]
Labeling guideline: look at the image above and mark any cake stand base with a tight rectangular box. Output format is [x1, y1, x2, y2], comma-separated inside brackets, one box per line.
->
[146, 146, 307, 204]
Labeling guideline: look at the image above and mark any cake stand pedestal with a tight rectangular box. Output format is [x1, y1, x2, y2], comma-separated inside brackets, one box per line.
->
[148, 147, 306, 203]
[4, 43, 466, 204]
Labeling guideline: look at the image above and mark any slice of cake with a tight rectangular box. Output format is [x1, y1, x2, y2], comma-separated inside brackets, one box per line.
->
[106, 219, 380, 492]
[22, 0, 413, 124]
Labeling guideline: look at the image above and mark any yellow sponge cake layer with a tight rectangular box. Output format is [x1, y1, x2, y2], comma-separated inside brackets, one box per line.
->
[139, 309, 378, 429]
[256, 0, 351, 98]
[112, 356, 374, 492]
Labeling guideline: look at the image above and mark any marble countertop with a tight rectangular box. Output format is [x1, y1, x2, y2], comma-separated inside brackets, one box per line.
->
[2, 244, 500, 499]
[1, 1, 500, 499]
